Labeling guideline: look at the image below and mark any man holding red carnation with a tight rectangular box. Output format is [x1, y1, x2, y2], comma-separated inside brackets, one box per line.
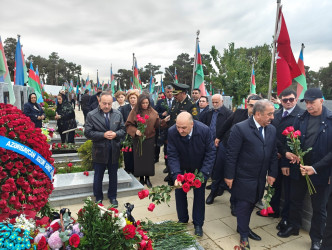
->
[167, 112, 215, 237]
[277, 88, 332, 250]
[225, 100, 278, 249]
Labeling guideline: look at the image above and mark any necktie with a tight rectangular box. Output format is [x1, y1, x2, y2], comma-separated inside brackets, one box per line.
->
[210, 111, 218, 139]
[282, 111, 289, 118]
[168, 99, 172, 109]
[259, 126, 264, 140]
[105, 113, 110, 130]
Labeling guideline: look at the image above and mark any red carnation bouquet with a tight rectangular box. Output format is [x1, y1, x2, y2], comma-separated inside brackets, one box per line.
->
[121, 134, 133, 153]
[136, 114, 149, 156]
[282, 126, 316, 195]
[0, 103, 54, 221]
[160, 96, 169, 112]
[137, 170, 204, 211]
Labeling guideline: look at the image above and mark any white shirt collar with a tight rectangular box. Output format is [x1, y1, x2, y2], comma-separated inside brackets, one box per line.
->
[253, 116, 262, 129]
[283, 105, 296, 114]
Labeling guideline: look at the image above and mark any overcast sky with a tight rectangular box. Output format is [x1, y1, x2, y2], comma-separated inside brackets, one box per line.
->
[1, 0, 331, 83]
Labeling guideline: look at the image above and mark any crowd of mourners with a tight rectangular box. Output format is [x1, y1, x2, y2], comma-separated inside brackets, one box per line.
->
[22, 84, 332, 250]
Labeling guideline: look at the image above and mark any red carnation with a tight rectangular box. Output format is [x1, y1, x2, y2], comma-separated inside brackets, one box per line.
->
[37, 236, 47, 250]
[69, 234, 80, 248]
[182, 182, 190, 193]
[282, 128, 290, 136]
[57, 143, 62, 148]
[148, 203, 155, 212]
[292, 130, 301, 139]
[186, 173, 195, 182]
[1, 154, 9, 162]
[10, 169, 18, 176]
[0, 200, 7, 209]
[5, 162, 14, 170]
[1, 192, 9, 200]
[51, 222, 61, 231]
[123, 224, 136, 239]
[194, 179, 202, 188]
[68, 162, 73, 167]
[144, 114, 149, 120]
[8, 131, 16, 138]
[177, 174, 185, 183]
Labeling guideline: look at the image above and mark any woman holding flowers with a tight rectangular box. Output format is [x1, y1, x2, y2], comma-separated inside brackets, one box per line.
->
[126, 94, 169, 187]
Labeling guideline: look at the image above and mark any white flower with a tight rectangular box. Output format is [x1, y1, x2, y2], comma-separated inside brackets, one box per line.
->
[115, 217, 126, 229]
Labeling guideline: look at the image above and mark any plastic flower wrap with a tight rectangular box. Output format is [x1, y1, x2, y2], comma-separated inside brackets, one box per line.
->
[41, 128, 51, 142]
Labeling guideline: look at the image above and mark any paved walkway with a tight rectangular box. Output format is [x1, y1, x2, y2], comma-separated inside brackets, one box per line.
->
[55, 107, 311, 250]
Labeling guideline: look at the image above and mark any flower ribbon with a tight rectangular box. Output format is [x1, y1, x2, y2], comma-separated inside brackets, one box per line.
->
[0, 136, 54, 180]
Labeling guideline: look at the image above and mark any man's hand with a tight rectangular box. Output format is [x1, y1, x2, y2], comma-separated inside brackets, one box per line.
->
[162, 111, 168, 117]
[277, 153, 282, 159]
[214, 138, 220, 147]
[164, 115, 170, 122]
[104, 131, 117, 140]
[224, 178, 233, 189]
[285, 152, 300, 164]
[136, 130, 142, 136]
[281, 167, 290, 176]
[267, 176, 276, 186]
[300, 165, 315, 176]
[174, 179, 182, 187]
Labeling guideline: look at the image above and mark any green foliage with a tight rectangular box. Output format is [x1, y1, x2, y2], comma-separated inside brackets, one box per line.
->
[141, 220, 197, 250]
[37, 201, 58, 220]
[148, 185, 173, 205]
[77, 140, 93, 171]
[44, 107, 56, 120]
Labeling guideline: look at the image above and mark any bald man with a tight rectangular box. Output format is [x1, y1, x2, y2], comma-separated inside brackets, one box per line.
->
[167, 112, 216, 236]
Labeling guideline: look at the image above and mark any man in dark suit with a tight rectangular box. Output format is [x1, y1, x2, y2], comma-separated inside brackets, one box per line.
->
[200, 94, 232, 204]
[168, 112, 215, 237]
[191, 88, 201, 107]
[198, 96, 209, 121]
[215, 94, 262, 211]
[81, 89, 91, 122]
[256, 89, 304, 230]
[225, 100, 278, 249]
[88, 87, 103, 112]
[277, 88, 332, 250]
[84, 92, 125, 207]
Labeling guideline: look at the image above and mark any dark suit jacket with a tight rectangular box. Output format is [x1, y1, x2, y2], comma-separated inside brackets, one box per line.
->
[198, 106, 210, 121]
[200, 105, 232, 139]
[167, 120, 216, 181]
[217, 108, 248, 146]
[155, 99, 169, 118]
[225, 116, 278, 204]
[119, 104, 132, 123]
[272, 105, 304, 158]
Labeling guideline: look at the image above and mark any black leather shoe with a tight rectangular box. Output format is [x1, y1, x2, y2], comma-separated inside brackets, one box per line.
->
[206, 184, 212, 190]
[231, 204, 236, 216]
[248, 229, 261, 241]
[240, 237, 250, 249]
[277, 225, 299, 238]
[163, 168, 168, 173]
[139, 177, 145, 185]
[206, 191, 217, 204]
[217, 187, 225, 196]
[276, 219, 288, 231]
[164, 175, 171, 182]
[236, 229, 261, 241]
[145, 176, 152, 188]
[110, 199, 118, 208]
[194, 225, 203, 237]
[310, 241, 321, 250]
[256, 210, 279, 218]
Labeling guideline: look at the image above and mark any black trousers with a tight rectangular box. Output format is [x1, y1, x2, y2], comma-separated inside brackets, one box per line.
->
[60, 131, 75, 143]
[83, 110, 89, 122]
[211, 143, 227, 192]
[270, 165, 291, 219]
[236, 200, 255, 238]
[123, 151, 134, 173]
[175, 182, 206, 227]
[321, 190, 332, 249]
[288, 177, 330, 242]
[71, 99, 75, 109]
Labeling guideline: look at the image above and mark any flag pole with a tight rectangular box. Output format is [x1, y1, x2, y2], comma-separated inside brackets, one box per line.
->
[192, 30, 200, 93]
[267, 0, 281, 100]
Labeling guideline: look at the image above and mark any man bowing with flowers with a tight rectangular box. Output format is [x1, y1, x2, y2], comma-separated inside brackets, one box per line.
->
[167, 112, 216, 237]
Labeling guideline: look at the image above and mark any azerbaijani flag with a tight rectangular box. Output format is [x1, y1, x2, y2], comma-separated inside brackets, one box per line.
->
[194, 43, 206, 96]
[14, 36, 28, 86]
[149, 72, 155, 94]
[133, 58, 141, 90]
[27, 62, 43, 103]
[275, 8, 306, 95]
[250, 65, 256, 94]
[97, 70, 100, 88]
[161, 76, 164, 92]
[297, 44, 307, 99]
[174, 67, 178, 83]
[110, 66, 116, 93]
[35, 65, 44, 93]
[0, 36, 16, 104]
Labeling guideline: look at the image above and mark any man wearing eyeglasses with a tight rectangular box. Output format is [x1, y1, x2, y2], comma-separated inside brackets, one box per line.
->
[256, 89, 304, 229]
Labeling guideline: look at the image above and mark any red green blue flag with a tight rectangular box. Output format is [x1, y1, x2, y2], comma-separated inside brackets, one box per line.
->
[194, 43, 206, 96]
[110, 65, 115, 93]
[149, 72, 155, 94]
[27, 62, 43, 103]
[296, 44, 307, 99]
[250, 65, 256, 94]
[133, 58, 141, 90]
[0, 36, 16, 104]
[174, 67, 178, 83]
[14, 36, 28, 86]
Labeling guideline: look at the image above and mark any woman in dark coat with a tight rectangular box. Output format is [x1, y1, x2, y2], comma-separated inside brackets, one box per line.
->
[23, 93, 45, 128]
[126, 94, 169, 188]
[55, 93, 76, 143]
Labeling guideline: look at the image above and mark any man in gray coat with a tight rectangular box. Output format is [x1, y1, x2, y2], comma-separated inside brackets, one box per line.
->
[85, 91, 125, 207]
